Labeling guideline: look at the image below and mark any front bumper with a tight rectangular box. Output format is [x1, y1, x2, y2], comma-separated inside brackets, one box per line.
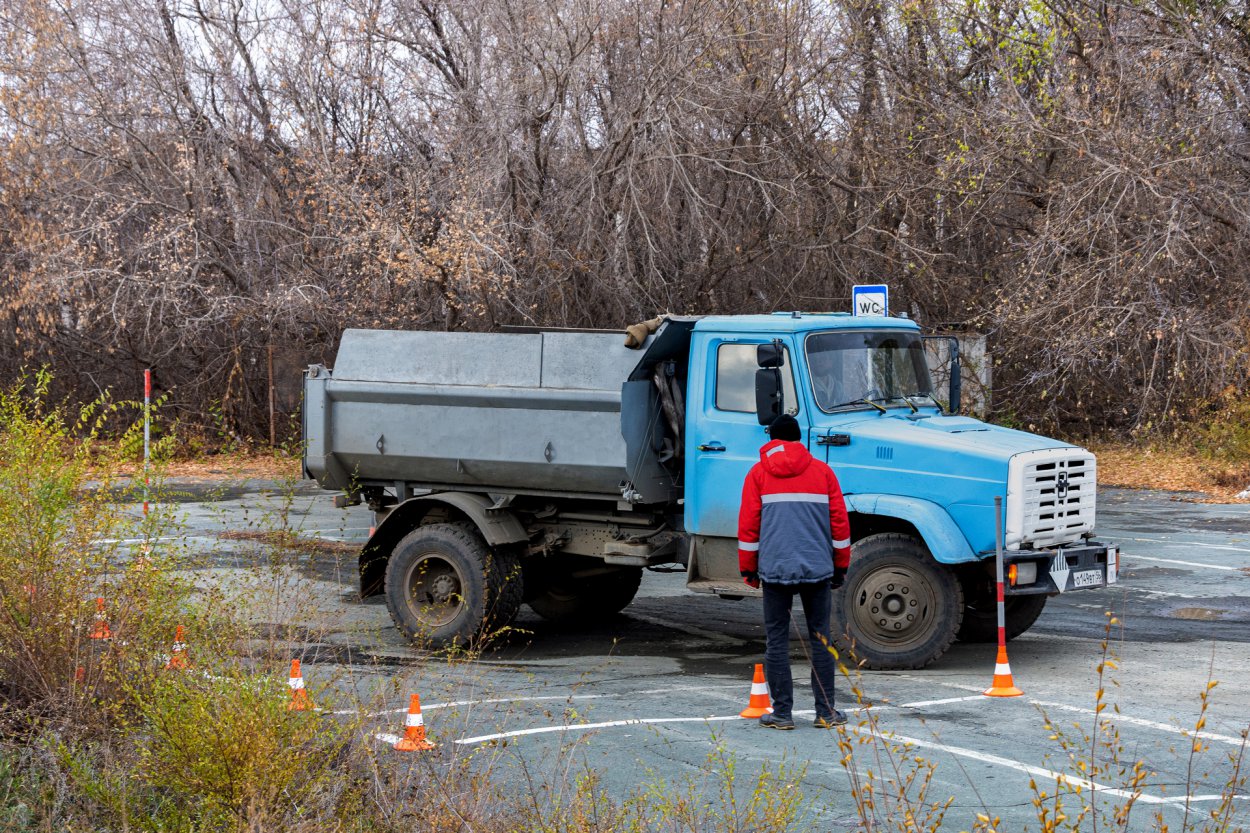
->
[996, 542, 1119, 596]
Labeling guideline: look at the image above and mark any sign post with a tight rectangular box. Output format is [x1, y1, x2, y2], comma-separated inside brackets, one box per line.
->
[851, 284, 889, 317]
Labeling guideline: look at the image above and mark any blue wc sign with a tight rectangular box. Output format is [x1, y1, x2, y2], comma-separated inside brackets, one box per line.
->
[852, 284, 889, 317]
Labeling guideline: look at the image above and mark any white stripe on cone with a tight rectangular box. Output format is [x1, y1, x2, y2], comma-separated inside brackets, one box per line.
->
[994, 663, 1012, 676]
[289, 677, 305, 690]
[405, 711, 425, 728]
[751, 681, 769, 695]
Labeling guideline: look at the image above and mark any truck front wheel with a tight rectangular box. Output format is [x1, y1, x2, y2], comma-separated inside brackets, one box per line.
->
[831, 534, 963, 670]
[385, 522, 523, 646]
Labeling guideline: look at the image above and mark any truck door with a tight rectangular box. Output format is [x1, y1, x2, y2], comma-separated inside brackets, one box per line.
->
[684, 335, 801, 538]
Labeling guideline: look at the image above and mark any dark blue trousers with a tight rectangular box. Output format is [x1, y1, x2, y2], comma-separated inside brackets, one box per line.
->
[762, 579, 838, 719]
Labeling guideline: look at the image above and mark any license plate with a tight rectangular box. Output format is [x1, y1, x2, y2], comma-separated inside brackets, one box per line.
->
[1072, 568, 1104, 589]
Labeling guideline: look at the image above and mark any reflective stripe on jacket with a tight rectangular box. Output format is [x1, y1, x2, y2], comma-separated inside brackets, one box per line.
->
[737, 439, 852, 584]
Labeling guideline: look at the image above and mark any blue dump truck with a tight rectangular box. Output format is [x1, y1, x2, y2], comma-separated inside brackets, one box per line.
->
[303, 313, 1119, 669]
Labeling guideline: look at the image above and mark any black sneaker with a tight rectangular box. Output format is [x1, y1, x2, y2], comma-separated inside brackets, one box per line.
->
[813, 710, 848, 729]
[759, 713, 796, 730]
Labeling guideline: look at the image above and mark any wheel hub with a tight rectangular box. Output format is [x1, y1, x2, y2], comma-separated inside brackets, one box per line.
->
[429, 574, 458, 603]
[405, 553, 466, 628]
[850, 568, 937, 647]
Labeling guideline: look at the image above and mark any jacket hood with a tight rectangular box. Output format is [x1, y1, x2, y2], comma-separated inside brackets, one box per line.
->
[759, 439, 813, 477]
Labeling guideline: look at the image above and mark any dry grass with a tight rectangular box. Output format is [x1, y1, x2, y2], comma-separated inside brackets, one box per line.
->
[218, 529, 358, 556]
[117, 452, 301, 481]
[1090, 443, 1250, 503]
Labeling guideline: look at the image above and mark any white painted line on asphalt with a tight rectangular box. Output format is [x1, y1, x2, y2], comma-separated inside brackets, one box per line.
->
[1031, 700, 1249, 748]
[375, 732, 401, 745]
[330, 684, 745, 717]
[1125, 553, 1239, 572]
[895, 676, 1249, 749]
[896, 695, 988, 709]
[455, 715, 744, 745]
[426, 704, 1245, 808]
[410, 702, 1243, 809]
[99, 536, 206, 545]
[625, 612, 750, 646]
[875, 728, 1169, 805]
[400, 695, 982, 747]
[1124, 537, 1250, 556]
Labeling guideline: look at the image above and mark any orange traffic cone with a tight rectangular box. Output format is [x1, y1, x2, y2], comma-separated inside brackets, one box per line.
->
[88, 597, 112, 640]
[739, 663, 774, 718]
[394, 693, 436, 751]
[164, 625, 188, 670]
[287, 659, 313, 711]
[983, 645, 1024, 698]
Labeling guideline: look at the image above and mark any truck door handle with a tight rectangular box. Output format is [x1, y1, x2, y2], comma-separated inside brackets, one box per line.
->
[697, 442, 726, 453]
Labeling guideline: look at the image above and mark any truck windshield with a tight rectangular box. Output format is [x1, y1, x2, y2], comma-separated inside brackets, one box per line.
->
[806, 331, 934, 412]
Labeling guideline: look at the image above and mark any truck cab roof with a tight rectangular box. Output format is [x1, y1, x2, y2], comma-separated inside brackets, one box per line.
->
[693, 312, 920, 335]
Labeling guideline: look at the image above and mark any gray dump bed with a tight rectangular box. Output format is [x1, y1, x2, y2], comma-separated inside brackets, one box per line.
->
[304, 328, 666, 500]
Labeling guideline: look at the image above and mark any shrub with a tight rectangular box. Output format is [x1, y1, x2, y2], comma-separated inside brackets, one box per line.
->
[0, 371, 190, 735]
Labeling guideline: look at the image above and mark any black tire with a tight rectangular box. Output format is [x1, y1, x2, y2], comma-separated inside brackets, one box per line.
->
[831, 533, 963, 670]
[957, 587, 1047, 643]
[526, 564, 643, 624]
[384, 522, 523, 646]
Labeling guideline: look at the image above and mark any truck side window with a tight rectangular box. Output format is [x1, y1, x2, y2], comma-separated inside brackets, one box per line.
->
[714, 343, 799, 415]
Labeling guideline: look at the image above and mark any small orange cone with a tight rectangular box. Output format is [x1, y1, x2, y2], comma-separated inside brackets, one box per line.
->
[287, 659, 313, 711]
[393, 693, 436, 751]
[164, 625, 188, 670]
[739, 663, 774, 718]
[983, 645, 1024, 698]
[88, 597, 112, 640]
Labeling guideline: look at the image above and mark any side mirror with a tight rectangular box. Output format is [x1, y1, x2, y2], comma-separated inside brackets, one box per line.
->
[755, 368, 783, 425]
[756, 341, 784, 369]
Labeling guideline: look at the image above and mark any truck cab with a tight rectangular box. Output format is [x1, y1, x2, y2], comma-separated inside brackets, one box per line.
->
[675, 313, 1111, 668]
[303, 313, 1117, 669]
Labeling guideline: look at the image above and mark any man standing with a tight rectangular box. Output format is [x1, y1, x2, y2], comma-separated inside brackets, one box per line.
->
[737, 414, 852, 729]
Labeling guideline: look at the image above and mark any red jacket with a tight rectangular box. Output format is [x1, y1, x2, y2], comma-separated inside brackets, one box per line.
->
[737, 439, 852, 584]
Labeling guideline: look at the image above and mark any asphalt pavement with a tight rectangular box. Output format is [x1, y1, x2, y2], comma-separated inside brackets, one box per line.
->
[152, 483, 1250, 831]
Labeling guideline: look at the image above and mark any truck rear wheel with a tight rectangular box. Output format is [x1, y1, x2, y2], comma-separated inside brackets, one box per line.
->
[957, 590, 1047, 643]
[831, 534, 962, 670]
[385, 522, 523, 646]
[526, 564, 643, 624]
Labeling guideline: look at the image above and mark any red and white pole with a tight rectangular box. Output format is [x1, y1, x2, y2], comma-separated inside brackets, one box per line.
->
[984, 495, 1023, 697]
[994, 495, 1006, 645]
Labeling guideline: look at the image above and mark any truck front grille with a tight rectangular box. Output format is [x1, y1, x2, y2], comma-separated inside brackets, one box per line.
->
[1006, 449, 1097, 549]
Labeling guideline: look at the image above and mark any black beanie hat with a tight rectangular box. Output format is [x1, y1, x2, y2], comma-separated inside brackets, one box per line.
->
[768, 414, 801, 442]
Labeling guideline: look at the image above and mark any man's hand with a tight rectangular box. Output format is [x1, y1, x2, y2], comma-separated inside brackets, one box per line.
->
[831, 565, 848, 589]
[741, 570, 760, 589]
